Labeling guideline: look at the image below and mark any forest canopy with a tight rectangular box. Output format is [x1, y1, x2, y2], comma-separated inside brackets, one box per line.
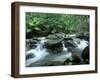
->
[26, 12, 89, 38]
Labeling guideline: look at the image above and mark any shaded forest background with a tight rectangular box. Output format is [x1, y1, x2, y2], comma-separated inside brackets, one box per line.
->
[26, 12, 89, 38]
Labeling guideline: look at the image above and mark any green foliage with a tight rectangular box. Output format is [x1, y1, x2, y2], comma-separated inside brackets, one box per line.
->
[26, 12, 89, 37]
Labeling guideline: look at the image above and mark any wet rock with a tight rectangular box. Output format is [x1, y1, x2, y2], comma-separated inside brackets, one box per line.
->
[44, 38, 63, 46]
[26, 39, 37, 51]
[26, 32, 34, 39]
[64, 40, 77, 52]
[46, 42, 63, 54]
[45, 61, 63, 66]
[55, 33, 65, 38]
[64, 55, 82, 65]
[46, 34, 59, 39]
[64, 40, 77, 48]
[44, 37, 63, 54]
[26, 53, 35, 59]
[81, 45, 89, 64]
[64, 34, 76, 40]
[46, 33, 66, 39]
[76, 32, 89, 41]
[73, 38, 80, 44]
[64, 38, 73, 41]
[64, 58, 72, 65]
[32, 37, 40, 41]
[26, 39, 38, 44]
[72, 55, 82, 65]
[26, 44, 37, 51]
[67, 47, 74, 52]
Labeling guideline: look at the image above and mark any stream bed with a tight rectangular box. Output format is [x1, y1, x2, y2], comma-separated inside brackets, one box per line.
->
[26, 36, 89, 67]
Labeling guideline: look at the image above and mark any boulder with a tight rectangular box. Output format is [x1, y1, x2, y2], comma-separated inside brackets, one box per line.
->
[46, 34, 59, 39]
[44, 37, 63, 54]
[64, 40, 77, 48]
[81, 45, 89, 64]
[64, 38, 73, 41]
[64, 37, 78, 52]
[76, 32, 89, 41]
[46, 33, 66, 39]
[46, 42, 63, 54]
[72, 38, 80, 44]
[26, 39, 38, 44]
[64, 34, 76, 39]
[26, 53, 35, 60]
[44, 61, 63, 66]
[64, 55, 82, 65]
[26, 39, 38, 51]
[72, 55, 82, 65]
[64, 58, 72, 65]
[44, 38, 63, 46]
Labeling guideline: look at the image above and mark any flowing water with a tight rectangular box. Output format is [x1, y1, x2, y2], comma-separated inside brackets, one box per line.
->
[62, 41, 68, 51]
[26, 37, 49, 66]
[26, 37, 88, 67]
[77, 39, 88, 50]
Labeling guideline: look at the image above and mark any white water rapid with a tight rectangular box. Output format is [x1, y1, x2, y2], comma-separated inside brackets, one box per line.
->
[62, 41, 68, 51]
[26, 37, 49, 66]
[77, 39, 88, 50]
[26, 37, 88, 67]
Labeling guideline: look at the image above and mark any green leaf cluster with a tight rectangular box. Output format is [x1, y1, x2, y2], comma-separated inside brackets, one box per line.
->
[26, 12, 89, 36]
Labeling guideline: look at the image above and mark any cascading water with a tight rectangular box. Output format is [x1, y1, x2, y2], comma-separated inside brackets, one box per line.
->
[26, 37, 89, 67]
[26, 37, 49, 66]
[73, 38, 88, 50]
[62, 41, 68, 51]
[72, 39, 88, 57]
[77, 39, 88, 50]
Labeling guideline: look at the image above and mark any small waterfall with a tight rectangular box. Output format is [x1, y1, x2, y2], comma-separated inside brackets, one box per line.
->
[62, 41, 68, 51]
[26, 37, 49, 66]
[35, 38, 46, 51]
[77, 39, 88, 50]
